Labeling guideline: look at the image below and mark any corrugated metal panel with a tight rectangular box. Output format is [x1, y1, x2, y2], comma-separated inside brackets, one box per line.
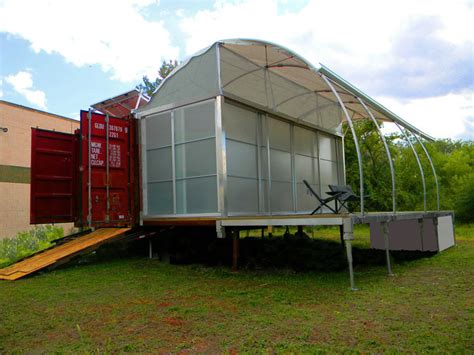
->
[30, 128, 77, 224]
[80, 111, 133, 227]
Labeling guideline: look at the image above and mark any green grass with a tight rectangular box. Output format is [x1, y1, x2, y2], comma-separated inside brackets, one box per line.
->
[0, 226, 473, 352]
[0, 225, 64, 268]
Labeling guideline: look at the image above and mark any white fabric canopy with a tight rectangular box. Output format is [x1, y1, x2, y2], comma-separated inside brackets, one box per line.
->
[138, 39, 433, 140]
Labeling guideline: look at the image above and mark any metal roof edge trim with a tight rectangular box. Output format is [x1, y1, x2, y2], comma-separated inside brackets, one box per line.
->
[318, 65, 435, 141]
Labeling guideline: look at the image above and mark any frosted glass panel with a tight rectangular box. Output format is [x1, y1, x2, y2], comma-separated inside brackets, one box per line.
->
[148, 181, 173, 215]
[226, 140, 257, 178]
[144, 45, 219, 109]
[320, 159, 338, 186]
[295, 154, 313, 182]
[294, 126, 317, 157]
[297, 182, 317, 212]
[268, 118, 290, 151]
[147, 147, 172, 182]
[223, 103, 258, 144]
[146, 112, 171, 149]
[227, 176, 259, 213]
[319, 133, 337, 161]
[270, 149, 291, 181]
[175, 139, 216, 178]
[176, 176, 217, 213]
[174, 101, 215, 144]
[271, 181, 293, 212]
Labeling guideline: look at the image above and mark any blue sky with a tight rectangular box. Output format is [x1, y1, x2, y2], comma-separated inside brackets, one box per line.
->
[1, 0, 472, 139]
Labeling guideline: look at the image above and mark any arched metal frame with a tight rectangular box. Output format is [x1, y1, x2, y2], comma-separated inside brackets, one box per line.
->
[394, 122, 427, 212]
[321, 74, 365, 215]
[409, 132, 440, 211]
[357, 98, 397, 214]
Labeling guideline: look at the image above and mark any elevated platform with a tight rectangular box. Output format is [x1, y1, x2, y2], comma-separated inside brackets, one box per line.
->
[143, 211, 454, 228]
[0, 228, 130, 280]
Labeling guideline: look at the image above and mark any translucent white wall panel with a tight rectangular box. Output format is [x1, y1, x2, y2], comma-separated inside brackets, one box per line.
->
[270, 150, 291, 181]
[175, 139, 216, 179]
[267, 117, 293, 213]
[297, 182, 319, 212]
[271, 181, 293, 212]
[146, 112, 172, 149]
[144, 99, 218, 216]
[147, 147, 172, 182]
[226, 140, 258, 178]
[223, 103, 258, 144]
[319, 133, 337, 161]
[227, 176, 259, 213]
[148, 181, 173, 215]
[145, 45, 219, 110]
[294, 126, 318, 157]
[268, 118, 291, 151]
[320, 160, 339, 186]
[176, 176, 218, 214]
[174, 103, 215, 143]
[224, 102, 261, 214]
[294, 155, 315, 182]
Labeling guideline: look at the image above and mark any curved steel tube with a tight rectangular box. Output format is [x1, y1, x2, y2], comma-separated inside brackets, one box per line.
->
[321, 74, 365, 215]
[357, 98, 397, 214]
[409, 131, 440, 211]
[395, 123, 427, 212]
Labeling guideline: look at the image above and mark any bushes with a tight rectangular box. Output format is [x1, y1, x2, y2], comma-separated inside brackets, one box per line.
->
[0, 225, 64, 268]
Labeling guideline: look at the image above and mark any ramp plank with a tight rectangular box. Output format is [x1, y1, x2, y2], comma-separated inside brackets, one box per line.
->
[0, 228, 130, 280]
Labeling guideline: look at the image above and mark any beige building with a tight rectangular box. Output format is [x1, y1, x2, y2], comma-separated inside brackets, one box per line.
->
[0, 100, 79, 239]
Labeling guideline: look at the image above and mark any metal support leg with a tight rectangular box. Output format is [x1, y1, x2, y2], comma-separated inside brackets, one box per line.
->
[343, 218, 358, 291]
[297, 225, 304, 237]
[232, 229, 239, 272]
[418, 218, 425, 251]
[148, 238, 153, 259]
[382, 222, 395, 276]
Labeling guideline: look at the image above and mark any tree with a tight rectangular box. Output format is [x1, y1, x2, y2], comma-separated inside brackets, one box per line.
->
[137, 59, 179, 97]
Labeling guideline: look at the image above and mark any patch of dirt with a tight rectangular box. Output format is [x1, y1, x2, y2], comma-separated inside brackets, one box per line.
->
[163, 316, 185, 327]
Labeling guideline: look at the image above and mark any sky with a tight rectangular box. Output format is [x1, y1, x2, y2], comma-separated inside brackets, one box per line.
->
[0, 0, 473, 140]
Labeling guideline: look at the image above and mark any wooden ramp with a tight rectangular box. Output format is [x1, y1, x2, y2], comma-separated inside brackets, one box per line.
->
[0, 228, 130, 281]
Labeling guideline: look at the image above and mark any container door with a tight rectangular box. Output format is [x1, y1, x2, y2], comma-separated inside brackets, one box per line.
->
[30, 128, 78, 224]
[80, 111, 132, 227]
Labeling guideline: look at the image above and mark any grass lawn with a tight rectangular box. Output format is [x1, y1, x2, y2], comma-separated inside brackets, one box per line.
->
[0, 225, 473, 352]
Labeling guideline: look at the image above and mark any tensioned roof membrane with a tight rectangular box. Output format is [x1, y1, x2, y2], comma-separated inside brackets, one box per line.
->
[137, 39, 433, 140]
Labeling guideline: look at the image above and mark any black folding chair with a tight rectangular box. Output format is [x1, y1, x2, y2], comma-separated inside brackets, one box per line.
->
[328, 185, 359, 213]
[303, 180, 339, 214]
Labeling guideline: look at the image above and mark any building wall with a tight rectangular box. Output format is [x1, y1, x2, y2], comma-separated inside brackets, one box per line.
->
[0, 100, 80, 239]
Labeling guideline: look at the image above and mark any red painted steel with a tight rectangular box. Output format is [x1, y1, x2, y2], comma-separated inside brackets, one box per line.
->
[92, 94, 147, 118]
[80, 111, 133, 227]
[30, 128, 77, 224]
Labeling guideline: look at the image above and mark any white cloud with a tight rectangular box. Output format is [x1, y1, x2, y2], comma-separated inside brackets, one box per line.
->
[0, 79, 3, 98]
[0, 0, 179, 83]
[4, 71, 47, 109]
[379, 91, 474, 139]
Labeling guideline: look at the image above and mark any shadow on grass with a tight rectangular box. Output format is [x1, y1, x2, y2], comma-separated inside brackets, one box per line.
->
[70, 227, 436, 273]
